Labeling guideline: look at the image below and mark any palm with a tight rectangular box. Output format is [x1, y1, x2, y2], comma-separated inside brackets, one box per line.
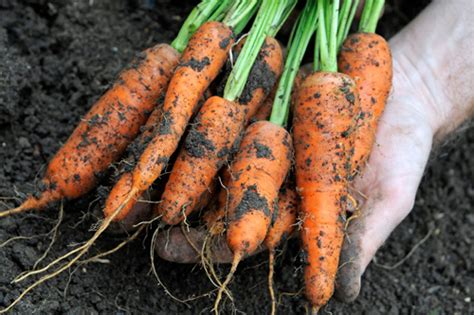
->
[336, 67, 435, 300]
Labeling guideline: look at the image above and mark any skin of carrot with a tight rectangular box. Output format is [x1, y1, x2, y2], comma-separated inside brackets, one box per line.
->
[250, 82, 278, 122]
[225, 121, 293, 256]
[105, 89, 214, 222]
[293, 72, 359, 309]
[104, 22, 234, 221]
[156, 36, 283, 226]
[238, 37, 284, 122]
[264, 186, 298, 250]
[156, 96, 245, 226]
[338, 33, 393, 176]
[18, 44, 180, 212]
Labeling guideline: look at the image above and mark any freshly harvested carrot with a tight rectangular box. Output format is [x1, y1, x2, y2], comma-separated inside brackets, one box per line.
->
[211, 4, 298, 313]
[156, 96, 245, 225]
[155, 36, 283, 226]
[103, 21, 235, 223]
[240, 37, 284, 122]
[338, 0, 392, 177]
[225, 121, 292, 255]
[264, 185, 297, 315]
[214, 120, 293, 312]
[293, 1, 360, 311]
[0, 44, 179, 218]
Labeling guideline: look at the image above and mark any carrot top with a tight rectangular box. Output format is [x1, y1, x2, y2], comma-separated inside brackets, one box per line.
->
[269, 0, 318, 127]
[359, 0, 385, 33]
[171, 0, 233, 53]
[223, 0, 297, 102]
[336, 0, 360, 49]
[314, 0, 360, 72]
[222, 0, 260, 35]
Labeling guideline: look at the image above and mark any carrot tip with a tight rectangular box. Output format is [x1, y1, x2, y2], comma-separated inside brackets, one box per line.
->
[213, 253, 242, 315]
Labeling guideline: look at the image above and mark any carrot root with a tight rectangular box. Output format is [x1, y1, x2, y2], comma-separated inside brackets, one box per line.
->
[268, 250, 277, 315]
[213, 252, 242, 315]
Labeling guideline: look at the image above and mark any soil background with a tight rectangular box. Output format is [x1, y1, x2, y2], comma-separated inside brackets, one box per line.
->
[0, 0, 473, 314]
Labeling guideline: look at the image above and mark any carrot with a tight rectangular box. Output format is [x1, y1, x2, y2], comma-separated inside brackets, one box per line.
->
[103, 21, 235, 223]
[156, 96, 245, 225]
[155, 36, 283, 226]
[240, 38, 284, 122]
[338, 0, 392, 177]
[0, 43, 179, 219]
[293, 1, 360, 311]
[264, 185, 297, 315]
[210, 2, 297, 312]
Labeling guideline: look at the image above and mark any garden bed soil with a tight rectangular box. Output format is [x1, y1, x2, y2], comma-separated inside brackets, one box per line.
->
[0, 0, 472, 314]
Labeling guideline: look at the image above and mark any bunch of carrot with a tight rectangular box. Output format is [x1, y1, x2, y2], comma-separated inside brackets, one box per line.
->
[0, 0, 392, 313]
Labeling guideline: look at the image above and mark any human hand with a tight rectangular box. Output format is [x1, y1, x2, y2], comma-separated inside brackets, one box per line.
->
[336, 0, 474, 302]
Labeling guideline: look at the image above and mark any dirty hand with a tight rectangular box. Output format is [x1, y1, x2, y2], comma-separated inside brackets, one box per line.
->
[336, 0, 474, 302]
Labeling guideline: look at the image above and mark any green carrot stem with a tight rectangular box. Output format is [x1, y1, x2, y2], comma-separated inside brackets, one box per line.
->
[268, 0, 298, 38]
[342, 0, 360, 40]
[223, 0, 295, 102]
[171, 0, 228, 53]
[358, 0, 373, 32]
[336, 0, 360, 51]
[317, 0, 329, 72]
[328, 0, 340, 70]
[270, 0, 318, 127]
[336, 0, 351, 49]
[360, 0, 384, 33]
[207, 0, 234, 23]
[223, 0, 260, 34]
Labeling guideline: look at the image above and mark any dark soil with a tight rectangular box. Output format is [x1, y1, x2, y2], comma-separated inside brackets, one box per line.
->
[0, 0, 472, 314]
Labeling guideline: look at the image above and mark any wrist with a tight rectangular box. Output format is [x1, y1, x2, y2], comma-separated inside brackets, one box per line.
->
[390, 0, 474, 143]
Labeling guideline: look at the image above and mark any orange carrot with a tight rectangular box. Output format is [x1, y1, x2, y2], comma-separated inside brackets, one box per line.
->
[103, 21, 234, 222]
[338, 32, 392, 177]
[156, 96, 245, 225]
[214, 120, 292, 311]
[294, 72, 359, 312]
[0, 44, 180, 218]
[155, 36, 283, 226]
[292, 1, 362, 310]
[240, 37, 284, 121]
[264, 185, 297, 315]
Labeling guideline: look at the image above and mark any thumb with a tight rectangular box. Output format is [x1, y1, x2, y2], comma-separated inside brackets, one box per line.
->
[335, 176, 420, 302]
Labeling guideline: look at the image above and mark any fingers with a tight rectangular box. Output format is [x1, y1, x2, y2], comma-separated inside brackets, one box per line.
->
[154, 227, 271, 264]
[154, 227, 234, 264]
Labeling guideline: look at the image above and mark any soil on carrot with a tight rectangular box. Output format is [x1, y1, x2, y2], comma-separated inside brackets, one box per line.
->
[0, 0, 472, 314]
